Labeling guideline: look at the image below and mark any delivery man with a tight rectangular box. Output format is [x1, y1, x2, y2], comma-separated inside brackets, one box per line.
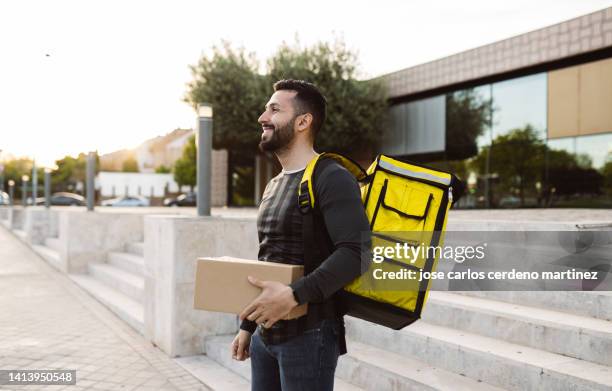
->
[230, 79, 370, 391]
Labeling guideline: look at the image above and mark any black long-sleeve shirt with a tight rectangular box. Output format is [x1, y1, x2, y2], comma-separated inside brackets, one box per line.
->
[240, 158, 370, 334]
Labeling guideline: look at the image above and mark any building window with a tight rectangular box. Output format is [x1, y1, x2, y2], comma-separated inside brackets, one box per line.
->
[485, 73, 548, 207]
[547, 137, 576, 155]
[491, 73, 547, 141]
[446, 85, 492, 160]
[440, 85, 492, 208]
[576, 133, 612, 170]
[544, 133, 611, 207]
[382, 95, 446, 156]
[382, 66, 612, 208]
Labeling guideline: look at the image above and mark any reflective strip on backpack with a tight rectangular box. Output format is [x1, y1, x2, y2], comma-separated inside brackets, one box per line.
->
[378, 159, 451, 186]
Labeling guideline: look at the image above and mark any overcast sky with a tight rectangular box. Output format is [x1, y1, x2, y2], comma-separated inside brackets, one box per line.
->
[1, 0, 611, 167]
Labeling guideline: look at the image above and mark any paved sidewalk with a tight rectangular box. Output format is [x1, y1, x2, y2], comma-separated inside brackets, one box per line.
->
[0, 227, 211, 391]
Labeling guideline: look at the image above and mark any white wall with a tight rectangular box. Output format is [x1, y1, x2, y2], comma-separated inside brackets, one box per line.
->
[98, 172, 186, 197]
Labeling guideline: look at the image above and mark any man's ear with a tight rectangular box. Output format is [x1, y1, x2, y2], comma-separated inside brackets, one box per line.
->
[296, 113, 313, 132]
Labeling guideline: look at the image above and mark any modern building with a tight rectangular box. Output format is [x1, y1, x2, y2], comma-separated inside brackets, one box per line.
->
[379, 7, 612, 208]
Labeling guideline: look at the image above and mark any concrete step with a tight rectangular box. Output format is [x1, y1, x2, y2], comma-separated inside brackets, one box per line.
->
[437, 240, 612, 291]
[346, 317, 612, 391]
[204, 335, 250, 379]
[32, 244, 62, 271]
[174, 355, 248, 391]
[44, 237, 62, 253]
[13, 229, 26, 241]
[453, 291, 612, 321]
[423, 291, 612, 366]
[204, 335, 364, 390]
[107, 251, 145, 276]
[337, 340, 504, 391]
[69, 273, 144, 335]
[88, 263, 144, 303]
[126, 241, 144, 257]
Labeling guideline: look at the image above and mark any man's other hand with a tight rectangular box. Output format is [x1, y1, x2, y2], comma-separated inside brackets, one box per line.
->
[239, 276, 299, 329]
[231, 329, 252, 361]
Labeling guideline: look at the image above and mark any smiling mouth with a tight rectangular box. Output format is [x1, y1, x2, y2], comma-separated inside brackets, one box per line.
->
[261, 125, 274, 134]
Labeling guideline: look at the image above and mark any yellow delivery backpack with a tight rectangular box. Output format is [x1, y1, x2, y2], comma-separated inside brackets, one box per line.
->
[298, 153, 461, 329]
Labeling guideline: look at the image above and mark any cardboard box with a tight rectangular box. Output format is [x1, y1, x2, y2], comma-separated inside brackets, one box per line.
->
[193, 256, 308, 319]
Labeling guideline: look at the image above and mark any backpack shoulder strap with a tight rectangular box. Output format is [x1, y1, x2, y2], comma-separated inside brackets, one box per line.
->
[298, 152, 367, 214]
[298, 152, 367, 354]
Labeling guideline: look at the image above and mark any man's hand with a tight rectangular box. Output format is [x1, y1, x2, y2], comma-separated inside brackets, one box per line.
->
[231, 329, 252, 361]
[239, 276, 299, 329]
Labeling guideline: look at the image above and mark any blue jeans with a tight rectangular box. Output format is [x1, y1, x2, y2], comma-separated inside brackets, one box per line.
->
[249, 319, 341, 391]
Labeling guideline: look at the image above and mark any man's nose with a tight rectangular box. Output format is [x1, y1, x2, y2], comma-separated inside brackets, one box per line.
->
[258, 111, 268, 124]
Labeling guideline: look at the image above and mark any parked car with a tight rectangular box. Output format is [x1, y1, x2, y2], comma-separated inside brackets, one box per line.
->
[34, 192, 85, 206]
[0, 191, 10, 205]
[102, 196, 150, 207]
[499, 195, 521, 208]
[163, 192, 196, 207]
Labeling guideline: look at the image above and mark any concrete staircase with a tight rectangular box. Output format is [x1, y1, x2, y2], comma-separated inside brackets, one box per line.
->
[176, 335, 366, 391]
[345, 294, 612, 391]
[69, 241, 145, 335]
[32, 237, 63, 271]
[423, 291, 612, 366]
[174, 289, 612, 391]
[175, 331, 504, 391]
[12, 209, 612, 390]
[13, 228, 26, 241]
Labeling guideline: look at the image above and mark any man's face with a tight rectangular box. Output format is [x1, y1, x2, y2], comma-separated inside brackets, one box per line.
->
[258, 90, 298, 152]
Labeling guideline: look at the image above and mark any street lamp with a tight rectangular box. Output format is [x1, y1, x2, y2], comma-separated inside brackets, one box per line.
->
[86, 152, 95, 211]
[44, 168, 52, 208]
[196, 103, 213, 217]
[8, 179, 14, 207]
[32, 160, 37, 205]
[21, 175, 29, 207]
[0, 148, 4, 192]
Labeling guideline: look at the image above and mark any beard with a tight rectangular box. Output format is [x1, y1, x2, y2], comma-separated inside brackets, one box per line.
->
[258, 116, 296, 153]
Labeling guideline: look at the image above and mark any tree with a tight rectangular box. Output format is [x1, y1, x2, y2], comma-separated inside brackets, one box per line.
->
[155, 165, 171, 174]
[445, 89, 492, 160]
[53, 155, 78, 190]
[545, 148, 605, 202]
[184, 38, 389, 205]
[2, 158, 33, 199]
[602, 160, 612, 197]
[471, 125, 546, 206]
[53, 152, 100, 193]
[267, 39, 388, 155]
[185, 42, 267, 153]
[122, 157, 139, 172]
[185, 38, 389, 157]
[231, 165, 254, 206]
[173, 135, 197, 190]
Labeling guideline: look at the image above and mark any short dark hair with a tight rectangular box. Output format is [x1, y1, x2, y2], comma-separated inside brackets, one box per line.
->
[273, 79, 326, 138]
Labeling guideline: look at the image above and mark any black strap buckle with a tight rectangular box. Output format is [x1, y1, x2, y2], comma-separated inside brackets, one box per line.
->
[298, 181, 311, 214]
